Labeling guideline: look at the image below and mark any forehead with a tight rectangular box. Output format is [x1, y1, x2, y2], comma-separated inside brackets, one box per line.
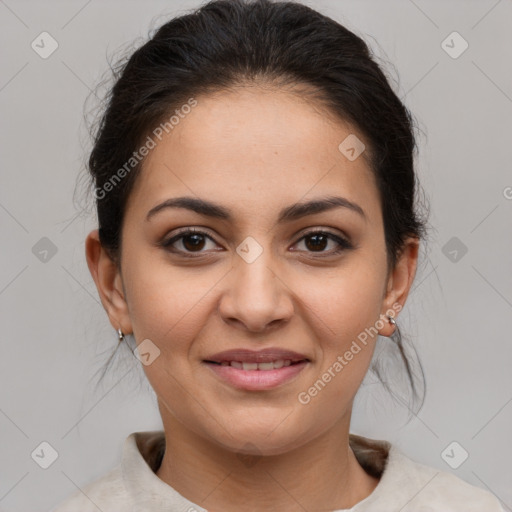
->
[126, 86, 381, 224]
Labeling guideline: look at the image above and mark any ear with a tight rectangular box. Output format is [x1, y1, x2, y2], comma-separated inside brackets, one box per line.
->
[378, 237, 419, 337]
[85, 229, 133, 335]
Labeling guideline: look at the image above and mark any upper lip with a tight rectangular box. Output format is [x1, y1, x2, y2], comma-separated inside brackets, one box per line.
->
[204, 348, 310, 364]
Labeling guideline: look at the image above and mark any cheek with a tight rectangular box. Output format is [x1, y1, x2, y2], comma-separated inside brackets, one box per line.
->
[292, 261, 385, 402]
[123, 241, 213, 330]
[120, 264, 206, 386]
[299, 263, 385, 345]
[294, 278, 382, 421]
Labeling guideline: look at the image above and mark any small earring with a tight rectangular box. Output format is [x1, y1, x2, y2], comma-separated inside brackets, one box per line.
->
[387, 314, 397, 326]
[117, 327, 125, 344]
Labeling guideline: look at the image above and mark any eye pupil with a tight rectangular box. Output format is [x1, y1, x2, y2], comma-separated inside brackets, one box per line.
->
[305, 234, 328, 252]
[183, 234, 205, 251]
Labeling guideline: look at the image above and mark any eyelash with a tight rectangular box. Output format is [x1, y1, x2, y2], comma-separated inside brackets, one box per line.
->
[160, 227, 353, 258]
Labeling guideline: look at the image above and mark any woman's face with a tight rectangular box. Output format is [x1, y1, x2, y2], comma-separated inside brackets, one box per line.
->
[88, 86, 417, 456]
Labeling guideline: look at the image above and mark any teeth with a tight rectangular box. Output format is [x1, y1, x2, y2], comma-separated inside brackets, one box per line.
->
[219, 359, 297, 370]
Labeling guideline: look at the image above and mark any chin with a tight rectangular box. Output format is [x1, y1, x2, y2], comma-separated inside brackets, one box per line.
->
[207, 417, 315, 457]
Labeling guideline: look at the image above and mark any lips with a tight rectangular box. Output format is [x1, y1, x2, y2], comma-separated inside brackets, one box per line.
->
[204, 348, 310, 368]
[203, 348, 311, 390]
[216, 360, 295, 371]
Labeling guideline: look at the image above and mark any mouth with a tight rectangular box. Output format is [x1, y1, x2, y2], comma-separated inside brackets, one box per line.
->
[203, 348, 311, 390]
[205, 359, 307, 370]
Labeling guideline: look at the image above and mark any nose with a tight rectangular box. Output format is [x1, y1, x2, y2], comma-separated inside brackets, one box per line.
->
[218, 250, 294, 334]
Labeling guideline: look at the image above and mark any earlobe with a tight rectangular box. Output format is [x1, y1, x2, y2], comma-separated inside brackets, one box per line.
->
[85, 229, 132, 334]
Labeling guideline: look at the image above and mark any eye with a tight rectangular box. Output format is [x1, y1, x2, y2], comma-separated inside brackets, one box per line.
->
[292, 230, 353, 256]
[161, 228, 353, 258]
[161, 228, 219, 257]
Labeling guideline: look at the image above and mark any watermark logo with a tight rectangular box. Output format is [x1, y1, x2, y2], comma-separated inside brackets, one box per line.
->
[441, 31, 469, 59]
[32, 237, 58, 263]
[94, 98, 198, 200]
[31, 31, 59, 59]
[236, 442, 262, 468]
[441, 441, 469, 469]
[297, 303, 402, 405]
[31, 441, 59, 469]
[236, 236, 264, 264]
[442, 236, 468, 263]
[134, 338, 161, 366]
[338, 134, 365, 161]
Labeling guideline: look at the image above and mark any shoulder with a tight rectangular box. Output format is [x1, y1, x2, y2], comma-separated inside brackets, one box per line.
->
[50, 464, 129, 511]
[360, 444, 505, 511]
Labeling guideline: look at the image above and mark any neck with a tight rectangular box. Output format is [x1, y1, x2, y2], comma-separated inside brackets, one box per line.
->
[155, 411, 379, 511]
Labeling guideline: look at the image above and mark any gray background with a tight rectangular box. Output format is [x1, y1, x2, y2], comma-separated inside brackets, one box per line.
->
[1, 0, 511, 510]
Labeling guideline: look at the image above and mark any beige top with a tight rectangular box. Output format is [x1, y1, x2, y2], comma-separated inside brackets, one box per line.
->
[51, 430, 504, 511]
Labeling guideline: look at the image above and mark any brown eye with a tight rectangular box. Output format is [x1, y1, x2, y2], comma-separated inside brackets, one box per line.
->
[293, 230, 353, 256]
[161, 228, 353, 258]
[304, 233, 329, 252]
[162, 228, 218, 256]
[181, 233, 207, 251]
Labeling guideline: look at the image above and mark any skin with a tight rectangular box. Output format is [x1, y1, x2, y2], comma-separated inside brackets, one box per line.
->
[86, 84, 419, 511]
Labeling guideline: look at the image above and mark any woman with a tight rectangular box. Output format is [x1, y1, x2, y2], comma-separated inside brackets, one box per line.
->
[52, 0, 504, 510]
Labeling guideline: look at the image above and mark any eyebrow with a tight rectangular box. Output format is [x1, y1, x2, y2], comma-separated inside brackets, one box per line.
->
[145, 195, 366, 223]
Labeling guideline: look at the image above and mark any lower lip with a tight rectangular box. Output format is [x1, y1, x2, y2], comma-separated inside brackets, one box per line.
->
[204, 361, 309, 391]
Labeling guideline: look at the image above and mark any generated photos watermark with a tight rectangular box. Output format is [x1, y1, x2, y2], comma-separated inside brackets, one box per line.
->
[298, 302, 402, 405]
[94, 97, 198, 200]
